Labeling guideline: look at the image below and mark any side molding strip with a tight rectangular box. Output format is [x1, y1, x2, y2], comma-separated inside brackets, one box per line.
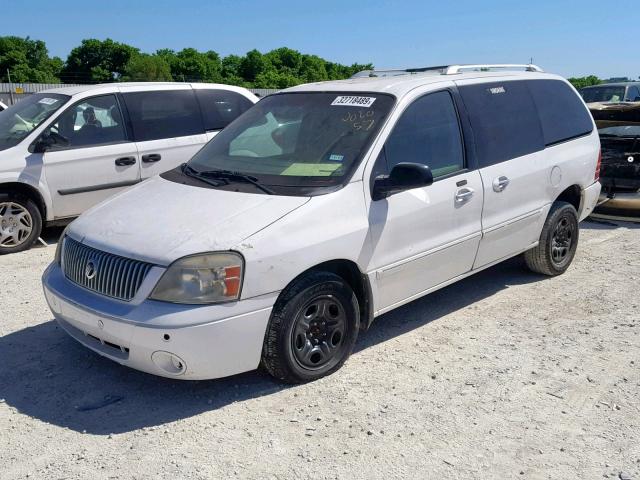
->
[58, 179, 141, 196]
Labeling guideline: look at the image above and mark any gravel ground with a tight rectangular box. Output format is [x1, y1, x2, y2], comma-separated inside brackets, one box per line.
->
[1, 219, 639, 480]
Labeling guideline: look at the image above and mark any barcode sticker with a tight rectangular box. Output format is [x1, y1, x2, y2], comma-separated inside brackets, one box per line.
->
[331, 96, 376, 107]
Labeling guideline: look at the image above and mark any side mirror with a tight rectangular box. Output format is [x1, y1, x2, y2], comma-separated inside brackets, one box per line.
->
[372, 162, 433, 201]
[32, 131, 69, 153]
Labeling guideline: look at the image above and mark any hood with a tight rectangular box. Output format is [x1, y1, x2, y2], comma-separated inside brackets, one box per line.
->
[590, 102, 640, 130]
[587, 101, 640, 110]
[68, 176, 310, 265]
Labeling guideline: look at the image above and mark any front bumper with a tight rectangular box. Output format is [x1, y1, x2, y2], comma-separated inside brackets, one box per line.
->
[42, 263, 276, 380]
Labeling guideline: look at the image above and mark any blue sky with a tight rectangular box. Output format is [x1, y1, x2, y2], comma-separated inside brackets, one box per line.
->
[6, 0, 638, 79]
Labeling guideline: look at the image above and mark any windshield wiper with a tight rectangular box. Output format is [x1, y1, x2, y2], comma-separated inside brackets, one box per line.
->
[181, 163, 228, 188]
[182, 164, 274, 195]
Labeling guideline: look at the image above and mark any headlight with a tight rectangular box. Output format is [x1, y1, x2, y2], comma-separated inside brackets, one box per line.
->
[150, 252, 244, 304]
[54, 225, 70, 265]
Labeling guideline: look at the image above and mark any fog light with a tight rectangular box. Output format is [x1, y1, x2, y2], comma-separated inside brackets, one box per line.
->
[151, 351, 187, 375]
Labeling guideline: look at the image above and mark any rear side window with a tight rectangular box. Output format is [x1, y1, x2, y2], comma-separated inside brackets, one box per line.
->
[528, 80, 593, 146]
[195, 90, 253, 131]
[459, 81, 544, 167]
[383, 90, 464, 178]
[123, 90, 204, 141]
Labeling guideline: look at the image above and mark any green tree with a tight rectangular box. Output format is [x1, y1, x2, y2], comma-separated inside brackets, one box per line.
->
[239, 49, 270, 83]
[61, 38, 139, 83]
[265, 47, 302, 74]
[158, 48, 223, 82]
[567, 75, 601, 89]
[123, 54, 173, 81]
[299, 54, 329, 83]
[220, 54, 246, 86]
[0, 36, 62, 82]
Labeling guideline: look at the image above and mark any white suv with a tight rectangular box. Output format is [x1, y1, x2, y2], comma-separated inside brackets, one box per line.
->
[42, 64, 601, 383]
[0, 83, 257, 253]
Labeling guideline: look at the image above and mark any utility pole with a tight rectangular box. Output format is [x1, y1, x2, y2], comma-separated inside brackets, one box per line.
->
[7, 69, 15, 105]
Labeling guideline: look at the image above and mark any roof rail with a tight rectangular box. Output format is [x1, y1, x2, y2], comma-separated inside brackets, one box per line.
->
[350, 63, 544, 79]
[444, 64, 544, 74]
[350, 66, 449, 78]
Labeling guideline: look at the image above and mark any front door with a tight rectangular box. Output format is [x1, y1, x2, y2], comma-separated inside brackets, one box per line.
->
[367, 90, 483, 312]
[120, 88, 208, 179]
[42, 94, 140, 219]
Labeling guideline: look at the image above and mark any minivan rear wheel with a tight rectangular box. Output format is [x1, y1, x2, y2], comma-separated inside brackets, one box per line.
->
[261, 272, 360, 384]
[524, 201, 579, 276]
[0, 193, 42, 255]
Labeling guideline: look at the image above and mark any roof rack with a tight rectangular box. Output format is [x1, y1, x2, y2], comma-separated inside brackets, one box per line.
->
[351, 63, 544, 78]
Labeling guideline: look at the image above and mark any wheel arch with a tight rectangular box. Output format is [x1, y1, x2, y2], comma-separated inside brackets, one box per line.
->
[555, 184, 581, 212]
[277, 259, 374, 331]
[0, 181, 48, 220]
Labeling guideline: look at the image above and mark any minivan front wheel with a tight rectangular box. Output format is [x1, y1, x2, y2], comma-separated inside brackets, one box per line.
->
[261, 272, 360, 383]
[0, 194, 42, 255]
[524, 201, 579, 276]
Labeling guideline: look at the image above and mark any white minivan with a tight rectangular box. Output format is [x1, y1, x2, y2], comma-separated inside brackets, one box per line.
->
[0, 83, 257, 253]
[43, 64, 601, 383]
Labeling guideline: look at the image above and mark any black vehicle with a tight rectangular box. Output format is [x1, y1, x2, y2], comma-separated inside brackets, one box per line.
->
[580, 82, 640, 104]
[590, 103, 640, 218]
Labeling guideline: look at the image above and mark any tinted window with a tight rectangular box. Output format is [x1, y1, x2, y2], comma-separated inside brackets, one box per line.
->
[383, 91, 464, 178]
[47, 94, 127, 149]
[528, 80, 593, 146]
[580, 86, 626, 103]
[195, 90, 253, 131]
[627, 86, 640, 101]
[459, 81, 543, 167]
[123, 90, 204, 141]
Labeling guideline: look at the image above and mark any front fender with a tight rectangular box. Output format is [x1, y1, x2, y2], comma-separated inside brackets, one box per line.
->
[0, 171, 53, 221]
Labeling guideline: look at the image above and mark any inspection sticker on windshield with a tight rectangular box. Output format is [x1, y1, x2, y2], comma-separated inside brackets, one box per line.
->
[38, 97, 58, 105]
[331, 96, 376, 107]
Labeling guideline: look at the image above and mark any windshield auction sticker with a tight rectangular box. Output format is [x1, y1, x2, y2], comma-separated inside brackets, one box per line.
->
[38, 97, 58, 105]
[331, 96, 376, 107]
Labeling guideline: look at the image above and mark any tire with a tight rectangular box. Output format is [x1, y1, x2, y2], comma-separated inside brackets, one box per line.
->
[261, 271, 360, 384]
[0, 193, 42, 255]
[524, 201, 579, 276]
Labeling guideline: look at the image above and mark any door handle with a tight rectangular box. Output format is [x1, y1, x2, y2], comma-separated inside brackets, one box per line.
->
[141, 153, 162, 163]
[455, 187, 474, 203]
[492, 176, 510, 192]
[115, 156, 136, 166]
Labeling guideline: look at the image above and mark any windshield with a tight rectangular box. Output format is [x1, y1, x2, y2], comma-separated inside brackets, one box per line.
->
[0, 93, 69, 152]
[581, 86, 626, 103]
[598, 125, 640, 138]
[187, 92, 394, 193]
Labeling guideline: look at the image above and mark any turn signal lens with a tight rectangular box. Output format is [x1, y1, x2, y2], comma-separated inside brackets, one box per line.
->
[595, 149, 601, 181]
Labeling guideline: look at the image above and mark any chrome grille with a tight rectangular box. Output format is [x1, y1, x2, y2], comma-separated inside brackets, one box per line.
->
[62, 237, 153, 301]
